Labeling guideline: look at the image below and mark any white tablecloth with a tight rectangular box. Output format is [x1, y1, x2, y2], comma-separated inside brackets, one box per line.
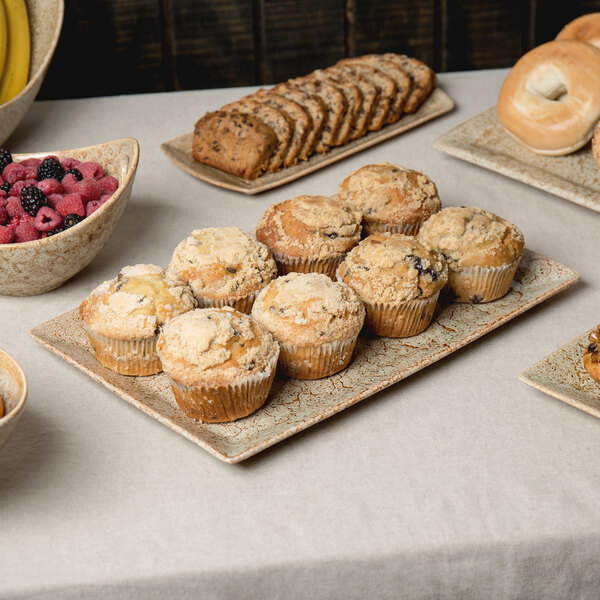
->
[2, 70, 600, 599]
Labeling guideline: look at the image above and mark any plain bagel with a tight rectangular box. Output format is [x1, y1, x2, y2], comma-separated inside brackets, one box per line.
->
[497, 40, 600, 155]
[557, 13, 600, 49]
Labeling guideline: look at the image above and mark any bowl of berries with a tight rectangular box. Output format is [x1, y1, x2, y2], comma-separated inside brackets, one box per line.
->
[0, 0, 65, 144]
[0, 137, 139, 296]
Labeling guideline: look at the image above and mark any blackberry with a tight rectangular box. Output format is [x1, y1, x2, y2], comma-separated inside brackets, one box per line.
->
[37, 157, 65, 182]
[0, 148, 12, 173]
[63, 213, 82, 229]
[46, 224, 65, 237]
[20, 186, 47, 216]
[0, 182, 11, 194]
[63, 168, 83, 182]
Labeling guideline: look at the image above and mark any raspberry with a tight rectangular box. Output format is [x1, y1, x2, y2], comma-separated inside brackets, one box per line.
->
[20, 186, 47, 216]
[3, 162, 27, 184]
[63, 213, 82, 229]
[15, 223, 40, 242]
[7, 213, 34, 229]
[63, 168, 83, 182]
[0, 196, 6, 207]
[37, 157, 65, 182]
[56, 193, 85, 218]
[20, 158, 41, 169]
[79, 161, 104, 180]
[46, 193, 63, 209]
[0, 148, 12, 173]
[74, 178, 100, 202]
[10, 179, 38, 197]
[61, 173, 79, 193]
[0, 206, 7, 225]
[6, 197, 25, 217]
[33, 206, 62, 232]
[24, 166, 38, 180]
[61, 158, 80, 170]
[37, 178, 63, 196]
[98, 176, 118, 195]
[0, 225, 14, 244]
[0, 189, 6, 199]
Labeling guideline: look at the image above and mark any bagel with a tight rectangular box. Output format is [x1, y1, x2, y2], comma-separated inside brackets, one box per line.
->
[497, 40, 600, 155]
[557, 13, 600, 49]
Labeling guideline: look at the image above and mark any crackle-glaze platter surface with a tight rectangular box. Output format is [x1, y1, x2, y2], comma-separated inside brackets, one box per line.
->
[31, 250, 578, 463]
[433, 107, 600, 212]
[520, 332, 600, 419]
[161, 88, 454, 195]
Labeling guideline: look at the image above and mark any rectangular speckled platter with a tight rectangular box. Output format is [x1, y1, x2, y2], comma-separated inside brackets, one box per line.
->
[520, 331, 600, 419]
[433, 107, 600, 212]
[161, 88, 454, 195]
[31, 250, 578, 463]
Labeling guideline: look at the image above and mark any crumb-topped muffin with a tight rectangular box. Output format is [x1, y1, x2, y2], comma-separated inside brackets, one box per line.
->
[157, 307, 279, 422]
[251, 272, 365, 379]
[80, 264, 197, 375]
[168, 226, 277, 314]
[337, 163, 441, 235]
[337, 233, 447, 337]
[418, 206, 524, 303]
[255, 195, 362, 279]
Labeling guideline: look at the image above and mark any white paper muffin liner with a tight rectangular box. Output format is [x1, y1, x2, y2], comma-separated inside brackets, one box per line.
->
[270, 248, 345, 280]
[167, 348, 279, 423]
[278, 335, 358, 380]
[84, 326, 161, 376]
[446, 258, 521, 303]
[196, 291, 258, 315]
[363, 221, 422, 237]
[364, 292, 439, 338]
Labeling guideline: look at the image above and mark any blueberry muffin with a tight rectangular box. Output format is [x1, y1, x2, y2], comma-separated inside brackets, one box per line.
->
[251, 272, 365, 379]
[418, 206, 525, 303]
[337, 233, 447, 337]
[337, 163, 441, 236]
[157, 307, 279, 422]
[80, 264, 197, 375]
[255, 195, 362, 279]
[168, 227, 277, 314]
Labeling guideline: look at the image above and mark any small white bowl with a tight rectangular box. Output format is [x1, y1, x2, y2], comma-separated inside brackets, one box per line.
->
[0, 136, 140, 296]
[0, 348, 27, 453]
[0, 0, 65, 144]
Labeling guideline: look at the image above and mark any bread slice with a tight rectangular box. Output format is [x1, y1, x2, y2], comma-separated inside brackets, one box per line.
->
[342, 55, 412, 123]
[250, 89, 312, 164]
[192, 110, 277, 179]
[274, 84, 327, 156]
[222, 99, 293, 172]
[382, 54, 436, 113]
[329, 62, 396, 131]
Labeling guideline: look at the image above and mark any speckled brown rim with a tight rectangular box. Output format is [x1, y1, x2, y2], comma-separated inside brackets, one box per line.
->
[0, 348, 27, 428]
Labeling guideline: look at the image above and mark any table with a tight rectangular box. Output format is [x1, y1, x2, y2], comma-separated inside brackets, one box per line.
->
[2, 70, 600, 600]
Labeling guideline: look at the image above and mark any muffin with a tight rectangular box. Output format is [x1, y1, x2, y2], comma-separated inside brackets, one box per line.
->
[418, 206, 525, 303]
[80, 264, 197, 375]
[255, 195, 362, 279]
[337, 233, 447, 337]
[337, 163, 441, 236]
[584, 326, 600, 384]
[168, 226, 277, 314]
[251, 272, 365, 379]
[157, 307, 279, 422]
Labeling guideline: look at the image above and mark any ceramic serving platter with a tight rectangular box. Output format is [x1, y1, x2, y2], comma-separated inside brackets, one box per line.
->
[433, 107, 600, 212]
[161, 88, 454, 195]
[31, 250, 578, 464]
[520, 331, 600, 419]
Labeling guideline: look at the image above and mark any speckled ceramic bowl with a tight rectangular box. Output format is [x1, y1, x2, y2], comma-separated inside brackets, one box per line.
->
[0, 348, 27, 454]
[0, 0, 65, 145]
[0, 137, 139, 296]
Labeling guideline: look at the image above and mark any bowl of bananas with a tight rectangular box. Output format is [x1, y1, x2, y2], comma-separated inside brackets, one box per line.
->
[0, 0, 64, 145]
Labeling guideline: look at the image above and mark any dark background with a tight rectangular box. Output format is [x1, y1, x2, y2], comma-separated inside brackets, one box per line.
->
[38, 0, 600, 100]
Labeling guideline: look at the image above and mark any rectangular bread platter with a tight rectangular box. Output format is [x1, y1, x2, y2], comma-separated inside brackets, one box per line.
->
[433, 106, 600, 212]
[31, 249, 579, 464]
[520, 331, 600, 419]
[161, 87, 455, 195]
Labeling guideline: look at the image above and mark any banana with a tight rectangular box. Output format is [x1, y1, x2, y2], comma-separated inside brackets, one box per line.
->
[0, 0, 30, 105]
[0, 1, 7, 87]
